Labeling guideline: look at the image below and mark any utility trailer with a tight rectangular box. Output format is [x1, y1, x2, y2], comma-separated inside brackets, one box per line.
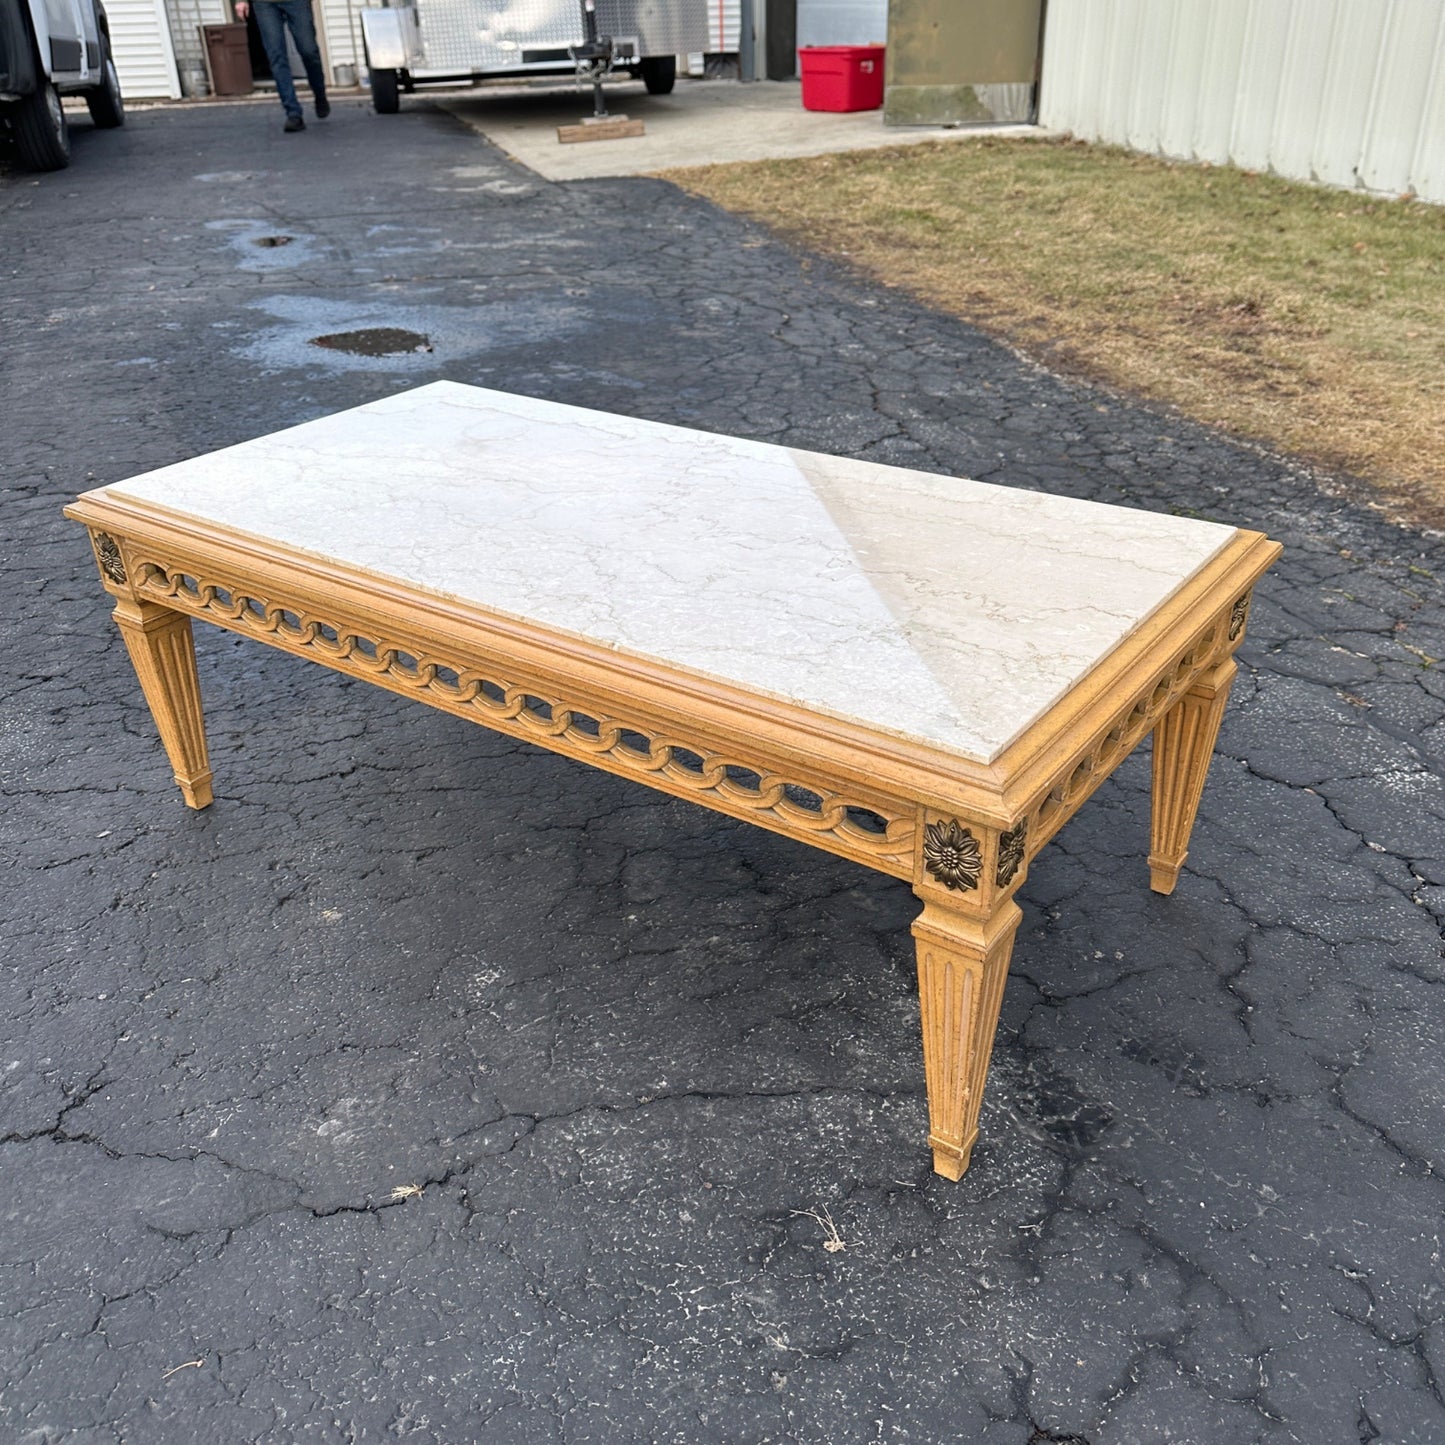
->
[359, 0, 714, 114]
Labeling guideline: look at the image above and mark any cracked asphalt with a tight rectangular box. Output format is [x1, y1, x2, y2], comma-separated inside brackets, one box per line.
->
[2, 98, 1443, 1445]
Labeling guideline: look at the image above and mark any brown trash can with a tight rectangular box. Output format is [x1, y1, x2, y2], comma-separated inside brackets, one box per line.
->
[202, 22, 254, 96]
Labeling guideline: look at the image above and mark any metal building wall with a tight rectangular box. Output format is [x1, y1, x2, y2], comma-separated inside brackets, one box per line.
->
[1039, 0, 1445, 204]
[796, 0, 886, 48]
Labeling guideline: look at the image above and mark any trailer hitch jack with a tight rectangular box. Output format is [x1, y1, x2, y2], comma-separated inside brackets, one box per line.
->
[570, 0, 613, 118]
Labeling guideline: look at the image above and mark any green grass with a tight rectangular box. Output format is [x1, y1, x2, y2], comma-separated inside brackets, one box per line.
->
[663, 137, 1445, 518]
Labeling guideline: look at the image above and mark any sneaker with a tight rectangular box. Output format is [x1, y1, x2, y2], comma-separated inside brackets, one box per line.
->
[283, 113, 305, 132]
[315, 95, 330, 119]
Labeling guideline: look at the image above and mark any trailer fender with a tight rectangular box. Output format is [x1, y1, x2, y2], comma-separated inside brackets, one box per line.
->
[360, 6, 413, 71]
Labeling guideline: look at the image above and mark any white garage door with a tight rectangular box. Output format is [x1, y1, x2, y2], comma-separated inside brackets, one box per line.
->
[797, 0, 887, 47]
[105, 0, 181, 98]
[707, 0, 742, 50]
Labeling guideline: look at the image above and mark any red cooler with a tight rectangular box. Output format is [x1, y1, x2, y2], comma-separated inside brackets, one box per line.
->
[799, 45, 886, 113]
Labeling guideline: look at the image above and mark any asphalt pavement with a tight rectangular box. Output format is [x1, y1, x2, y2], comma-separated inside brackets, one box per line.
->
[2, 97, 1443, 1444]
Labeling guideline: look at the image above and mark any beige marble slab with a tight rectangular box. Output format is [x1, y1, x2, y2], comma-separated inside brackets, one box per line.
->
[102, 380, 1237, 761]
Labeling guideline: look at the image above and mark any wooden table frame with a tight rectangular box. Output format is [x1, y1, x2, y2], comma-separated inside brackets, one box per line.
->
[67, 490, 1280, 1179]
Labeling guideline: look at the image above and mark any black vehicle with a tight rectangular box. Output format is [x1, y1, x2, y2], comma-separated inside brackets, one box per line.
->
[0, 0, 124, 170]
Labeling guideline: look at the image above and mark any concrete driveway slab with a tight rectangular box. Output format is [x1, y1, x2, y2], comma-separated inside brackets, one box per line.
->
[2, 98, 1443, 1444]
[441, 78, 1044, 180]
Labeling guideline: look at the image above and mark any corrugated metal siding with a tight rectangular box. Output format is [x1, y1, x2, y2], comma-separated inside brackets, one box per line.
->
[797, 0, 886, 48]
[1040, 0, 1445, 204]
[106, 0, 181, 95]
[322, 0, 364, 71]
[163, 0, 229, 94]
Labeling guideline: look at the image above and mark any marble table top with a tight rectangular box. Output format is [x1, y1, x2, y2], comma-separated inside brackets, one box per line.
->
[102, 381, 1238, 762]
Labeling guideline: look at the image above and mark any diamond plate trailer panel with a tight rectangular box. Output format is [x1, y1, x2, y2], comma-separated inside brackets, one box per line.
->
[598, 0, 714, 55]
[407, 0, 712, 72]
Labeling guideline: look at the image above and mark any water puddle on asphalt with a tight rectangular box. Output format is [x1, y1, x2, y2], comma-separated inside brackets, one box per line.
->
[309, 327, 434, 356]
[238, 294, 588, 372]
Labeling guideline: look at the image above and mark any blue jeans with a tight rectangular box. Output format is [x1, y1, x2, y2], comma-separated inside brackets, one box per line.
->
[253, 0, 327, 119]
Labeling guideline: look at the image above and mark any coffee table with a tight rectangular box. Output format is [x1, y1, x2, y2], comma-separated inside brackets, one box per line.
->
[66, 382, 1280, 1179]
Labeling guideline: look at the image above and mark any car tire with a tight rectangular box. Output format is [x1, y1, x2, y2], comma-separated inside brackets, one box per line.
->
[14, 79, 70, 171]
[86, 52, 125, 128]
[370, 67, 399, 113]
[640, 56, 675, 95]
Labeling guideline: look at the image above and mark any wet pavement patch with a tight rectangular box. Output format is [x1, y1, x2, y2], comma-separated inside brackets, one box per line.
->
[239, 292, 592, 373]
[207, 217, 319, 271]
[309, 327, 434, 356]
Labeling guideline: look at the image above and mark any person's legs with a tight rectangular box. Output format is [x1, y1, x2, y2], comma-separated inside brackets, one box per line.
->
[279, 0, 329, 114]
[252, 0, 302, 121]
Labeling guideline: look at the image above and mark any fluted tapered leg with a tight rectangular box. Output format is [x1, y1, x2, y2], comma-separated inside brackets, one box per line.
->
[1149, 657, 1235, 895]
[112, 597, 214, 809]
[912, 899, 1021, 1180]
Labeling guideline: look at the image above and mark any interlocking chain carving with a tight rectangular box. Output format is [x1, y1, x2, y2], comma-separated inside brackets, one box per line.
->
[1029, 615, 1230, 852]
[133, 561, 916, 877]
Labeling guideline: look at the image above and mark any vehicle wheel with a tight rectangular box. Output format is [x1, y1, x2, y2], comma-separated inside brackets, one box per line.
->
[86, 52, 125, 128]
[640, 56, 675, 94]
[14, 79, 70, 170]
[370, 67, 399, 113]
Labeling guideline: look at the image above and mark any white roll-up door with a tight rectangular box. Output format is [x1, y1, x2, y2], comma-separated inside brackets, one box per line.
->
[104, 0, 182, 97]
[705, 0, 740, 50]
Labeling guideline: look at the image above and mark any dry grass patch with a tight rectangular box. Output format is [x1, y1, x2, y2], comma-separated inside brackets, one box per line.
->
[663, 138, 1445, 519]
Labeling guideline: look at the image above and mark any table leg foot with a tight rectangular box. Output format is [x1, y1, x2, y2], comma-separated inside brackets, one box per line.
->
[178, 775, 215, 810]
[912, 899, 1020, 1182]
[1149, 657, 1235, 895]
[1148, 860, 1182, 896]
[113, 597, 214, 810]
[931, 1140, 973, 1180]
